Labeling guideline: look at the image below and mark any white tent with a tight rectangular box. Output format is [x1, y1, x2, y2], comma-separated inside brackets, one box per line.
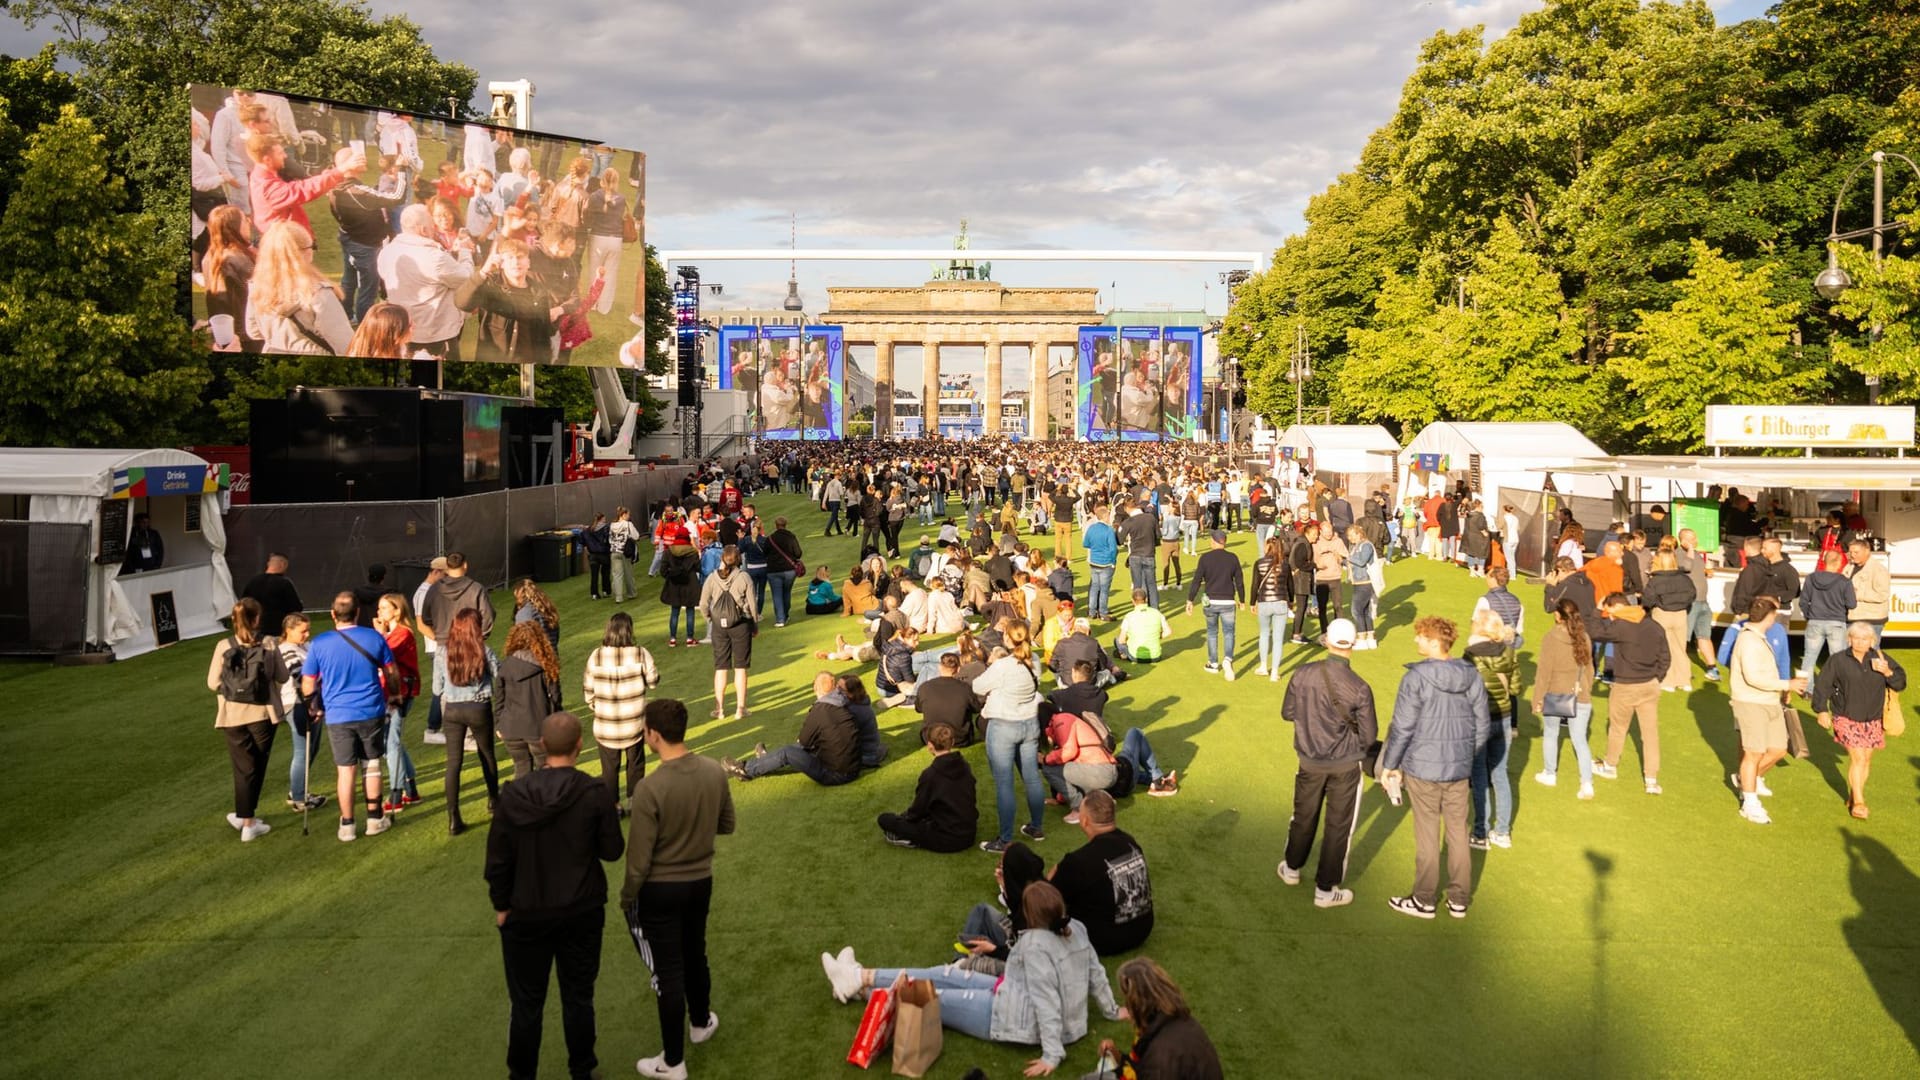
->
[0, 448, 234, 658]
[1398, 422, 1613, 508]
[1276, 424, 1401, 473]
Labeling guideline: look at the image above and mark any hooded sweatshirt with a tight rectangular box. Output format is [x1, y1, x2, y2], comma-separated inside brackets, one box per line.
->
[1585, 606, 1670, 684]
[484, 765, 623, 920]
[423, 573, 495, 641]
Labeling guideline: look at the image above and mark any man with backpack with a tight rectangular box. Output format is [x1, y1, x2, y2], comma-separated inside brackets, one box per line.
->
[302, 592, 401, 843]
[1276, 619, 1377, 909]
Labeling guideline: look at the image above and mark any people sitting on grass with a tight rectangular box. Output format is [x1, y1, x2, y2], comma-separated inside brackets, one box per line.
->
[722, 672, 862, 786]
[1040, 690, 1119, 820]
[835, 673, 888, 769]
[842, 566, 878, 618]
[1049, 791, 1154, 956]
[1114, 589, 1171, 663]
[877, 624, 921, 706]
[1101, 957, 1225, 1080]
[821, 881, 1124, 1075]
[1050, 617, 1121, 687]
[805, 565, 841, 615]
[914, 653, 984, 748]
[958, 841, 1046, 968]
[876, 723, 977, 852]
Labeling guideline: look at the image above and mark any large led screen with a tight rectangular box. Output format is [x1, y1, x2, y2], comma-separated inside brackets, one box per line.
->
[1076, 326, 1202, 441]
[189, 84, 645, 370]
[718, 324, 844, 440]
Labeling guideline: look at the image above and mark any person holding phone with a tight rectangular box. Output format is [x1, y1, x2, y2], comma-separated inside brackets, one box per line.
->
[454, 237, 562, 364]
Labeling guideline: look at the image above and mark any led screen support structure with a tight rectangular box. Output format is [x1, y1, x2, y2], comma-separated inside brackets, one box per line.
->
[675, 267, 703, 461]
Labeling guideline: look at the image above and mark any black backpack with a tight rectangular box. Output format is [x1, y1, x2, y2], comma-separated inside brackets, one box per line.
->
[220, 638, 273, 705]
[1109, 757, 1137, 798]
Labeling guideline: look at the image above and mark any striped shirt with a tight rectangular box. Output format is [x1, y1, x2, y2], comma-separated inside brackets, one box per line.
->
[584, 645, 659, 750]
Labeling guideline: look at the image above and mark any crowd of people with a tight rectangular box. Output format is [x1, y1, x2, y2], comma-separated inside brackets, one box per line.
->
[193, 88, 644, 384]
[199, 436, 1906, 1078]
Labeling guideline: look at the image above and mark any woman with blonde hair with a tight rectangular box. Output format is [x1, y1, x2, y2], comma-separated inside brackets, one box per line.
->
[1641, 550, 1697, 691]
[1465, 607, 1518, 849]
[245, 221, 352, 355]
[208, 597, 289, 842]
[973, 620, 1048, 853]
[346, 302, 411, 369]
[1101, 957, 1224, 1080]
[582, 167, 627, 313]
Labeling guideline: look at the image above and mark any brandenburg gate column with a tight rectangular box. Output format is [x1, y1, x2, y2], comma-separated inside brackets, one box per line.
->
[922, 338, 941, 436]
[984, 339, 1004, 435]
[1030, 341, 1051, 441]
[874, 338, 895, 437]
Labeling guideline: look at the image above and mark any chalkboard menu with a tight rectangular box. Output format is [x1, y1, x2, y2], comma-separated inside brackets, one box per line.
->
[184, 497, 202, 534]
[97, 499, 128, 565]
[150, 590, 180, 647]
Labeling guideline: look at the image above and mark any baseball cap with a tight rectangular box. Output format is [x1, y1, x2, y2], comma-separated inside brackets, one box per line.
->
[1326, 618, 1358, 648]
[1210, 529, 1229, 544]
[429, 556, 450, 571]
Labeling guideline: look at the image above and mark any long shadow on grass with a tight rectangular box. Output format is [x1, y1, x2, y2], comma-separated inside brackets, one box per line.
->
[1841, 829, 1920, 1055]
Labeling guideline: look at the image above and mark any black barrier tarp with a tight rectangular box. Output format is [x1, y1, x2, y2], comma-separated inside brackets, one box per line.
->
[224, 500, 439, 609]
[505, 486, 556, 583]
[0, 521, 90, 655]
[443, 491, 509, 589]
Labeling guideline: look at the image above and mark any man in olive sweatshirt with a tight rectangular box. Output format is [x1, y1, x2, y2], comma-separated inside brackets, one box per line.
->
[485, 711, 624, 1080]
[623, 698, 737, 1080]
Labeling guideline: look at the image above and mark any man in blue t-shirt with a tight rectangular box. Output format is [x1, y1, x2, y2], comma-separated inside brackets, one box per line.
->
[303, 592, 399, 843]
[1082, 506, 1120, 621]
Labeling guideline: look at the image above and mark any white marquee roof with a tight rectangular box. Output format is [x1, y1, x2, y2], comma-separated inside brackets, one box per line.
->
[0, 448, 212, 498]
[1276, 424, 1401, 454]
[1401, 422, 1607, 465]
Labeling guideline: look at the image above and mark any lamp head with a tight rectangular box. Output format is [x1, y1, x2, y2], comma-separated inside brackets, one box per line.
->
[1814, 263, 1852, 302]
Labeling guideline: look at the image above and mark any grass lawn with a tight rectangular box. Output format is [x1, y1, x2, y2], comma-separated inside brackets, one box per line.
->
[2, 491, 1917, 1078]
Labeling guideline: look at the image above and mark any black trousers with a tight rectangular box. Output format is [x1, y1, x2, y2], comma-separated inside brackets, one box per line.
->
[600, 742, 643, 806]
[506, 737, 547, 781]
[501, 906, 604, 1080]
[223, 720, 277, 818]
[588, 556, 611, 597]
[1314, 582, 1339, 632]
[860, 520, 883, 555]
[626, 877, 715, 1069]
[1284, 762, 1363, 892]
[877, 812, 971, 853]
[443, 701, 500, 823]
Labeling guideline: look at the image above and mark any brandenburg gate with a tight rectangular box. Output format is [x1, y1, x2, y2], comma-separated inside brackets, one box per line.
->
[820, 280, 1099, 439]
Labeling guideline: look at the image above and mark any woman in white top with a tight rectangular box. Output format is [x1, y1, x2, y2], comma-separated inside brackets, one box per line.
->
[609, 505, 643, 602]
[245, 221, 352, 355]
[761, 362, 801, 430]
[972, 621, 1048, 853]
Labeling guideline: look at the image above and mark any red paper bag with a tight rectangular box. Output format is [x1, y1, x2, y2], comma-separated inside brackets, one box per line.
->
[847, 976, 899, 1069]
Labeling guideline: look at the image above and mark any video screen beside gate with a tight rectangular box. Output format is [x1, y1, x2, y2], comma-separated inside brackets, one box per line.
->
[1076, 326, 1203, 441]
[716, 325, 845, 440]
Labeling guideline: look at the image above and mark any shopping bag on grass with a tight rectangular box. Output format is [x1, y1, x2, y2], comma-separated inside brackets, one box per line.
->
[847, 974, 899, 1069]
[891, 977, 943, 1077]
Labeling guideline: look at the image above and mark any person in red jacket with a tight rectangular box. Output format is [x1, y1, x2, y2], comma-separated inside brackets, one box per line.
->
[247, 133, 362, 238]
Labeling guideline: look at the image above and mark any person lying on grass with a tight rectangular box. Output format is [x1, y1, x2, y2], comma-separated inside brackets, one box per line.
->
[822, 881, 1124, 1077]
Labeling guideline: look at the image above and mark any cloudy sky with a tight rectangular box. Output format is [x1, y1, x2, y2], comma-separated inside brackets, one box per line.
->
[7, 0, 1772, 384]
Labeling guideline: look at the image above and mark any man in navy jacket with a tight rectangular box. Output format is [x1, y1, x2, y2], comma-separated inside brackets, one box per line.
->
[1380, 616, 1488, 921]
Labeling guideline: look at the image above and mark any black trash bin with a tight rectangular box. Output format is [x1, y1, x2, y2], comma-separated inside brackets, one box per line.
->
[528, 532, 575, 583]
[391, 557, 436, 598]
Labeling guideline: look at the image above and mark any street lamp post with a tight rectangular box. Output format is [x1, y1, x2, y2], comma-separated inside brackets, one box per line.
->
[1813, 150, 1920, 405]
[1287, 323, 1311, 427]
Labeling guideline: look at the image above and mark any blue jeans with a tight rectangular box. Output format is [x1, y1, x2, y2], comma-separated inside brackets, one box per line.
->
[669, 606, 699, 639]
[743, 743, 854, 785]
[1203, 602, 1237, 666]
[1254, 523, 1273, 550]
[1540, 702, 1594, 786]
[386, 699, 418, 799]
[1088, 564, 1115, 619]
[1256, 601, 1289, 669]
[338, 235, 382, 324]
[287, 700, 319, 800]
[1471, 709, 1513, 837]
[1351, 583, 1376, 634]
[865, 965, 995, 1041]
[985, 717, 1045, 843]
[1127, 556, 1158, 608]
[748, 568, 769, 615]
[767, 570, 795, 624]
[1117, 727, 1161, 784]
[911, 648, 949, 688]
[1799, 620, 1848, 679]
[1465, 554, 1486, 572]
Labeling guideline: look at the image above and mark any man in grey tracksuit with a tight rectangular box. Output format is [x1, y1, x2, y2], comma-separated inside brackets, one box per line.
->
[1380, 616, 1489, 920]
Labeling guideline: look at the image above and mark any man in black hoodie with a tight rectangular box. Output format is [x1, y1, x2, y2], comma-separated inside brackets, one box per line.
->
[1277, 618, 1377, 909]
[485, 711, 624, 1080]
[877, 724, 977, 852]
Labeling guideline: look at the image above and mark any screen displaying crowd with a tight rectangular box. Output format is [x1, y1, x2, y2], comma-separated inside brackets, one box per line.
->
[717, 325, 847, 440]
[1077, 327, 1204, 442]
[188, 84, 647, 375]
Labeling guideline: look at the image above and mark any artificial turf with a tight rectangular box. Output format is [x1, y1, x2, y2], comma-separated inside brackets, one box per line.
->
[2, 491, 1916, 1079]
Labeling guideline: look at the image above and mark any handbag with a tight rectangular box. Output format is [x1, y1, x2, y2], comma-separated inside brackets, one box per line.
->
[889, 977, 942, 1077]
[621, 211, 638, 244]
[1542, 691, 1578, 719]
[846, 974, 898, 1069]
[1882, 652, 1905, 737]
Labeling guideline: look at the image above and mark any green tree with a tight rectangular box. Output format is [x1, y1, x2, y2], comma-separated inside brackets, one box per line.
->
[0, 47, 75, 212]
[1338, 271, 1450, 430]
[0, 106, 207, 445]
[1445, 220, 1597, 424]
[1826, 244, 1920, 403]
[1614, 240, 1821, 450]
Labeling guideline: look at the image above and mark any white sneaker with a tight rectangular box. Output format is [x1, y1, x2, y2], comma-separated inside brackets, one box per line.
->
[1533, 771, 1557, 788]
[423, 730, 447, 745]
[1756, 777, 1774, 798]
[338, 822, 357, 843]
[1270, 669, 1280, 682]
[1488, 832, 1512, 849]
[1314, 887, 1354, 908]
[689, 1011, 719, 1044]
[1276, 862, 1301, 886]
[1222, 664, 1236, 682]
[1577, 784, 1595, 800]
[365, 816, 391, 836]
[1740, 801, 1772, 825]
[241, 821, 271, 842]
[1592, 762, 1619, 780]
[1644, 779, 1663, 796]
[821, 949, 863, 1003]
[635, 1054, 688, 1079]
[1253, 663, 1267, 676]
[226, 812, 245, 831]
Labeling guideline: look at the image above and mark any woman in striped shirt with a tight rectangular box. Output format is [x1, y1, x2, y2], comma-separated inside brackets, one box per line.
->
[583, 612, 659, 814]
